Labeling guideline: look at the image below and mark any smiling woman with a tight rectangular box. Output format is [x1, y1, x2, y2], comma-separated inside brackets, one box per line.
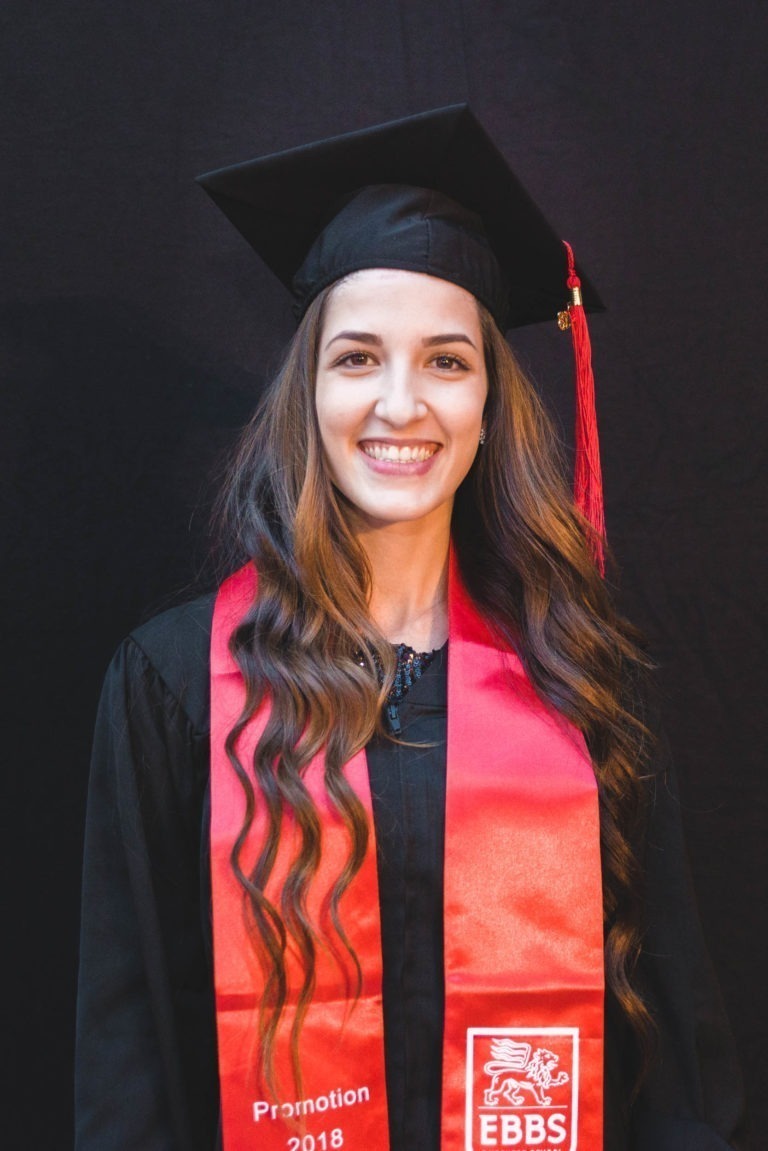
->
[76, 106, 747, 1151]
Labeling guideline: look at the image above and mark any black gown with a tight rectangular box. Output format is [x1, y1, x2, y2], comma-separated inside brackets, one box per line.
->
[75, 594, 748, 1150]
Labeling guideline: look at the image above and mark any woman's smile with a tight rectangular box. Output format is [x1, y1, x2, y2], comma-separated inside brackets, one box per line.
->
[359, 439, 441, 470]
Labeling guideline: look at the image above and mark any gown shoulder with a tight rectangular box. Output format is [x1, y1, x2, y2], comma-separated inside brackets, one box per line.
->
[127, 591, 216, 735]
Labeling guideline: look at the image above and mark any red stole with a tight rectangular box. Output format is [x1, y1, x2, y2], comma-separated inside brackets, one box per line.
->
[210, 560, 605, 1150]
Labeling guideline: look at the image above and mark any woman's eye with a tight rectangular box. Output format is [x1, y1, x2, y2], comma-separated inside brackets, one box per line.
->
[432, 354, 468, 371]
[336, 350, 374, 367]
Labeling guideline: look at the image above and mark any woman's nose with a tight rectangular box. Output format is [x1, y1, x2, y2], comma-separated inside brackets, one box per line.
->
[373, 364, 427, 425]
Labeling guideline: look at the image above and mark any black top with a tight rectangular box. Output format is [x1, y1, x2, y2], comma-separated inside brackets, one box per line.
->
[75, 594, 748, 1150]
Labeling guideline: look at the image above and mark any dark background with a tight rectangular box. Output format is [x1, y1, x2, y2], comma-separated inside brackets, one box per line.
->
[3, 2, 766, 1147]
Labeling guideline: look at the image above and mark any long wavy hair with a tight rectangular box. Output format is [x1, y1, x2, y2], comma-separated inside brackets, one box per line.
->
[218, 281, 655, 1097]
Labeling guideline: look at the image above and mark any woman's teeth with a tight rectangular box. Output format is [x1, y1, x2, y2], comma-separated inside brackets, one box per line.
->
[362, 443, 437, 462]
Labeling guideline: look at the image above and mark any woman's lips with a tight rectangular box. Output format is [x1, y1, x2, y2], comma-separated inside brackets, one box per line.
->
[359, 440, 441, 474]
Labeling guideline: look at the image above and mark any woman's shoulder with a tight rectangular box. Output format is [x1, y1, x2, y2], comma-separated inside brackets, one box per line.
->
[110, 590, 217, 738]
[129, 591, 216, 674]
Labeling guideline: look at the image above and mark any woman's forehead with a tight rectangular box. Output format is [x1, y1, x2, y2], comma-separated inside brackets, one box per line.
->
[324, 268, 482, 329]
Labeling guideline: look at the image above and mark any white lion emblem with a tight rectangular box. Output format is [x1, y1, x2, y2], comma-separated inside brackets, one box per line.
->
[483, 1038, 569, 1107]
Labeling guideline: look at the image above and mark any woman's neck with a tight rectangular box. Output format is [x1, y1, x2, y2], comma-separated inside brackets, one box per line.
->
[355, 514, 451, 650]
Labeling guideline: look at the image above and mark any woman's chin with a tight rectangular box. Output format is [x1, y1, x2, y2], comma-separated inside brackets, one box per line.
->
[344, 499, 454, 535]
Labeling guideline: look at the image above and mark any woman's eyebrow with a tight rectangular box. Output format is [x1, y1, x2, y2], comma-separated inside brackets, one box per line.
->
[422, 333, 476, 349]
[324, 330, 477, 351]
[324, 330, 382, 350]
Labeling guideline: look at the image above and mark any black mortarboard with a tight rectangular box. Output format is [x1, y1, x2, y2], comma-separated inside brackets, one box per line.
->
[197, 105, 606, 570]
[195, 104, 603, 331]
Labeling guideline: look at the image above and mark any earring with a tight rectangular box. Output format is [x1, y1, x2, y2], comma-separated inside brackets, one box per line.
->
[479, 426, 487, 445]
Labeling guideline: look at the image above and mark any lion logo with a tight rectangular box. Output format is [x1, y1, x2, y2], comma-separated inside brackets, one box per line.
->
[483, 1037, 570, 1107]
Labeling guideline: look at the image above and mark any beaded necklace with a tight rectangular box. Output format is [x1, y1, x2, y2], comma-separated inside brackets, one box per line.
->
[356, 642, 442, 734]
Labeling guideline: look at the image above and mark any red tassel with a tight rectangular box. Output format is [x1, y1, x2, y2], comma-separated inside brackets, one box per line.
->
[560, 241, 606, 575]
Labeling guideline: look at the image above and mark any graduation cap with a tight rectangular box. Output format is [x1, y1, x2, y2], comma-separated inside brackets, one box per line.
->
[197, 105, 606, 570]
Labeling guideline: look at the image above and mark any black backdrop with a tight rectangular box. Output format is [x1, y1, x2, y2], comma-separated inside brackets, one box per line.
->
[3, 2, 766, 1147]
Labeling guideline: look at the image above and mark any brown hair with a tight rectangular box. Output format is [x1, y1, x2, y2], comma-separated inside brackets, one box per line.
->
[218, 284, 654, 1096]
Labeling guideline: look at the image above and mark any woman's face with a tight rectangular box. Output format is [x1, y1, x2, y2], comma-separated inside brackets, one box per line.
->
[315, 268, 488, 533]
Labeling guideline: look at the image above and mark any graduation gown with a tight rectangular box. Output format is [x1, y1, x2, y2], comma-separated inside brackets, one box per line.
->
[75, 594, 748, 1150]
